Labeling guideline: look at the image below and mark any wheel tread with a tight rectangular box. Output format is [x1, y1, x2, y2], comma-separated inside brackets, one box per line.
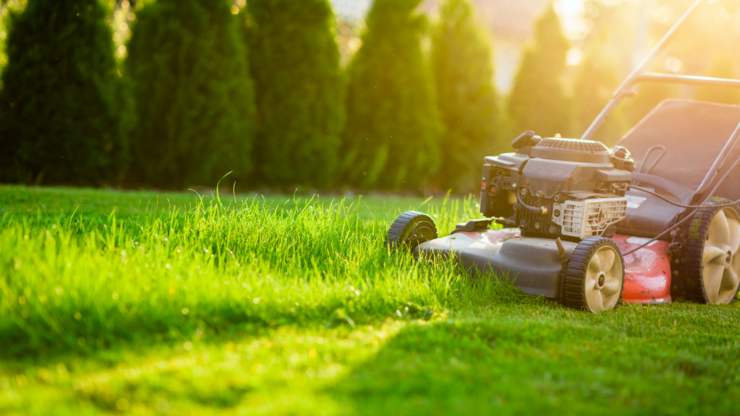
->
[674, 200, 740, 304]
[562, 236, 625, 312]
[385, 211, 438, 249]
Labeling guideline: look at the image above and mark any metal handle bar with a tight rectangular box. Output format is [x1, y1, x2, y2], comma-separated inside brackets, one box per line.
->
[630, 73, 740, 89]
[694, 120, 740, 199]
[581, 0, 707, 141]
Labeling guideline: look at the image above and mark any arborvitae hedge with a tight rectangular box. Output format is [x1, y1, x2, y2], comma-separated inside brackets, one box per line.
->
[571, 52, 630, 145]
[0, 0, 131, 185]
[431, 0, 500, 192]
[126, 0, 254, 188]
[507, 5, 572, 138]
[247, 0, 344, 188]
[342, 0, 442, 189]
[571, 14, 629, 145]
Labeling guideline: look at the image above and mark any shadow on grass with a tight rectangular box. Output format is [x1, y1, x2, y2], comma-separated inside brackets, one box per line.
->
[0, 269, 542, 368]
[324, 313, 740, 416]
[5, 299, 740, 415]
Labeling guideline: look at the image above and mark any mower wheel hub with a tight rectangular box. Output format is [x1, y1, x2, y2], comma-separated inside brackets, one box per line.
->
[596, 273, 606, 289]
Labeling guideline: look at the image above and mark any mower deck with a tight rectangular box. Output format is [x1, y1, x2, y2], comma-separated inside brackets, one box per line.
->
[415, 229, 671, 304]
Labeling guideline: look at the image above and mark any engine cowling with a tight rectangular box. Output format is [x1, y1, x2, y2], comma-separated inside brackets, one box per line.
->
[480, 136, 634, 241]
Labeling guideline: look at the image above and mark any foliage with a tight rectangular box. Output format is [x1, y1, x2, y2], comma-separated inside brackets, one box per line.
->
[572, 54, 625, 144]
[1, 185, 740, 414]
[0, 0, 26, 76]
[125, 0, 254, 188]
[571, 0, 630, 144]
[507, 5, 573, 138]
[342, 0, 443, 190]
[246, 0, 344, 189]
[0, 0, 131, 185]
[430, 0, 500, 192]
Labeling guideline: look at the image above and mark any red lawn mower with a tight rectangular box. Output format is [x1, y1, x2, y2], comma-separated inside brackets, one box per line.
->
[386, 0, 740, 312]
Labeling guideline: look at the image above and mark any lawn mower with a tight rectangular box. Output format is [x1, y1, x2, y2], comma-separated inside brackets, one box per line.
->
[386, 0, 740, 312]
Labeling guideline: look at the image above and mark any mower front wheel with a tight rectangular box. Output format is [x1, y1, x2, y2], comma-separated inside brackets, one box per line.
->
[562, 237, 625, 313]
[385, 211, 438, 251]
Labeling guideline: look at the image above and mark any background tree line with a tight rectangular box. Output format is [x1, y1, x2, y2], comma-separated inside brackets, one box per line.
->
[0, 0, 737, 192]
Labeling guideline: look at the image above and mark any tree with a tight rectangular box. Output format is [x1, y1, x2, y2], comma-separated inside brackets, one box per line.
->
[0, 1, 27, 76]
[571, 52, 632, 146]
[507, 4, 572, 138]
[246, 0, 344, 188]
[342, 0, 442, 189]
[430, 0, 500, 192]
[126, 0, 254, 188]
[570, 0, 631, 145]
[0, 0, 131, 185]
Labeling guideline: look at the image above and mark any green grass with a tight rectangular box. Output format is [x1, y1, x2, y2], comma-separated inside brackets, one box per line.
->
[1, 184, 739, 416]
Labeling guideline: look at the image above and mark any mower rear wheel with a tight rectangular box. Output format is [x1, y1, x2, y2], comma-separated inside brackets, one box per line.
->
[677, 202, 740, 304]
[562, 237, 625, 313]
[385, 211, 438, 250]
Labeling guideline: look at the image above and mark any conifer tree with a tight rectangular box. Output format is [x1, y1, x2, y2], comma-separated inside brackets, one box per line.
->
[571, 52, 630, 145]
[570, 3, 630, 145]
[126, 0, 254, 188]
[0, 0, 131, 184]
[507, 5, 572, 138]
[431, 0, 500, 192]
[342, 0, 442, 189]
[247, 0, 344, 188]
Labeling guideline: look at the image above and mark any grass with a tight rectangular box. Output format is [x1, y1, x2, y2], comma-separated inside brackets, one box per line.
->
[1, 184, 739, 415]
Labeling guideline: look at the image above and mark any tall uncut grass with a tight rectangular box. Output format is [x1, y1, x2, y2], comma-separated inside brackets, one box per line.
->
[0, 193, 524, 357]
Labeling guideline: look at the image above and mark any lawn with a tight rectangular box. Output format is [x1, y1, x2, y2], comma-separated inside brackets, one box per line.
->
[1, 184, 739, 416]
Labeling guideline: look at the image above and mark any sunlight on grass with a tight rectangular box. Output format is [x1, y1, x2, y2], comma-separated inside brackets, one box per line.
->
[1, 186, 739, 415]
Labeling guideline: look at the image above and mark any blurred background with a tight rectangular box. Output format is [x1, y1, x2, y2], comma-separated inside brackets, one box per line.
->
[0, 0, 739, 192]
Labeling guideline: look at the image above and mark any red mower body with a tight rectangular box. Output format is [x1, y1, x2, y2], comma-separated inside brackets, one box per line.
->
[612, 235, 672, 304]
[427, 228, 673, 305]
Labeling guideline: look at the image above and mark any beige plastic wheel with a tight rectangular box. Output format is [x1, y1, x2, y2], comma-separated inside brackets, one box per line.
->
[584, 246, 624, 311]
[563, 237, 625, 312]
[701, 207, 740, 304]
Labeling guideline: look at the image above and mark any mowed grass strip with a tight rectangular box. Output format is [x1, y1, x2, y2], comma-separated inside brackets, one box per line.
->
[1, 185, 739, 415]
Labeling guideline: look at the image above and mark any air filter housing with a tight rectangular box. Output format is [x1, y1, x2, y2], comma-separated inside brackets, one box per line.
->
[531, 138, 611, 163]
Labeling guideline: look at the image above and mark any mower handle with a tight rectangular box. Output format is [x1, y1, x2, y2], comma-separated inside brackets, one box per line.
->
[581, 0, 708, 142]
[693, 121, 740, 200]
[629, 73, 740, 90]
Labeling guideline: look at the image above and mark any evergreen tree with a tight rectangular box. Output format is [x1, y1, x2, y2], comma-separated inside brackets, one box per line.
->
[507, 4, 572, 138]
[696, 57, 740, 105]
[571, 51, 630, 145]
[430, 0, 500, 192]
[570, 1, 630, 145]
[0, 0, 131, 184]
[247, 0, 344, 188]
[1, 1, 28, 76]
[342, 0, 442, 189]
[126, 0, 254, 188]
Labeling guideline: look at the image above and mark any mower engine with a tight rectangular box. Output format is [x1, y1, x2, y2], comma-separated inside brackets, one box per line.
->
[480, 132, 635, 241]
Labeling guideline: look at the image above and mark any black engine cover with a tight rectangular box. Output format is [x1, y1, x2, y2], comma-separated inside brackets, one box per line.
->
[480, 137, 634, 240]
